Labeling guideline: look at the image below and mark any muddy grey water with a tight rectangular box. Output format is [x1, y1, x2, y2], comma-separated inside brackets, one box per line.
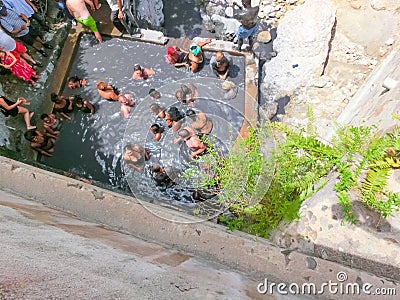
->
[163, 0, 210, 39]
[41, 35, 246, 210]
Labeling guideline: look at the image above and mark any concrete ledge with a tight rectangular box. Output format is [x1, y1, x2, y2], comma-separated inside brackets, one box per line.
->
[0, 156, 398, 296]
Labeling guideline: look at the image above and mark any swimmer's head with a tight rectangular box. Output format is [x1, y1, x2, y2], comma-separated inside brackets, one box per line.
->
[189, 44, 201, 56]
[186, 109, 196, 119]
[148, 88, 161, 99]
[96, 81, 108, 91]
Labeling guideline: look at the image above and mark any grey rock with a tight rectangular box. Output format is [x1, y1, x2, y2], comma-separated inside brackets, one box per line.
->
[261, 0, 336, 100]
[137, 0, 164, 28]
[210, 14, 241, 41]
[306, 257, 317, 270]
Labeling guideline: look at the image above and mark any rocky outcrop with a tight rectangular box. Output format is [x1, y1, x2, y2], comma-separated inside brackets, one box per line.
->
[199, 0, 303, 39]
[370, 0, 400, 11]
[260, 0, 336, 102]
[137, 0, 164, 28]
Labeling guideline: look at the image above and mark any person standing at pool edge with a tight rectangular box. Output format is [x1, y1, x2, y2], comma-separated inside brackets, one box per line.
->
[66, 0, 103, 43]
[233, 0, 259, 52]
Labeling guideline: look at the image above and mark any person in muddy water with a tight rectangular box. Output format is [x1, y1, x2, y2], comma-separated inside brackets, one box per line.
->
[0, 95, 36, 130]
[150, 164, 174, 186]
[66, 0, 103, 43]
[186, 109, 213, 135]
[233, 0, 259, 52]
[165, 106, 184, 132]
[149, 123, 164, 141]
[176, 128, 207, 159]
[149, 103, 166, 119]
[40, 113, 60, 136]
[210, 51, 232, 80]
[148, 88, 161, 100]
[67, 76, 87, 89]
[175, 83, 198, 107]
[118, 94, 135, 118]
[123, 144, 150, 172]
[72, 95, 95, 114]
[221, 80, 238, 100]
[96, 81, 120, 101]
[132, 64, 154, 80]
[24, 129, 56, 157]
[51, 92, 73, 120]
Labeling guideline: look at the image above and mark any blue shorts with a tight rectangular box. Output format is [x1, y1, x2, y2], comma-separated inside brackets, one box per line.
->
[237, 24, 258, 39]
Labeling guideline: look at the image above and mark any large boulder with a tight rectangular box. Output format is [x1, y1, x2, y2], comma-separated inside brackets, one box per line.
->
[261, 0, 336, 101]
[137, 0, 164, 28]
[210, 14, 241, 41]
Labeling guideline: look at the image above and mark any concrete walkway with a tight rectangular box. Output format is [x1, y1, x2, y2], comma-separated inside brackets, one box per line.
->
[0, 190, 268, 300]
[0, 156, 398, 299]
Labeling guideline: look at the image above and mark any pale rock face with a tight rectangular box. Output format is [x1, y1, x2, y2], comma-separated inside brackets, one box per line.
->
[261, 0, 336, 101]
[210, 14, 241, 41]
[137, 0, 164, 28]
[371, 0, 400, 11]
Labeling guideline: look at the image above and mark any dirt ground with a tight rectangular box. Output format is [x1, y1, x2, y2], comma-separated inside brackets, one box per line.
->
[326, 0, 400, 80]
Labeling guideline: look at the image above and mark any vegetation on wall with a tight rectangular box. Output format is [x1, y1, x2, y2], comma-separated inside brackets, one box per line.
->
[188, 113, 400, 237]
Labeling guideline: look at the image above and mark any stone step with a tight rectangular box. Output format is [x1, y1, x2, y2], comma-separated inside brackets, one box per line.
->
[166, 37, 192, 51]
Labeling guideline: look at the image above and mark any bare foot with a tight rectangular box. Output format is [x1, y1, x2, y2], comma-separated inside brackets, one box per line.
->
[96, 3, 102, 9]
[27, 125, 36, 130]
[29, 112, 34, 119]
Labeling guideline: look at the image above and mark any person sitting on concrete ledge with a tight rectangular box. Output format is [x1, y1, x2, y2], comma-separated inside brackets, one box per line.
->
[186, 38, 212, 73]
[24, 129, 56, 157]
[67, 76, 87, 89]
[166, 46, 189, 68]
[96, 81, 119, 101]
[0, 95, 36, 130]
[132, 64, 154, 80]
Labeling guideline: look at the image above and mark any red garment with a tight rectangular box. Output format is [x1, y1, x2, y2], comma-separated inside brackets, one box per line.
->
[166, 46, 184, 64]
[2, 52, 36, 82]
[10, 41, 27, 59]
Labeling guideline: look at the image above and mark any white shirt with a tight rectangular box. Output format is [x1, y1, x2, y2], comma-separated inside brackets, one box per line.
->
[3, 0, 35, 18]
[105, 0, 119, 11]
[0, 29, 16, 52]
